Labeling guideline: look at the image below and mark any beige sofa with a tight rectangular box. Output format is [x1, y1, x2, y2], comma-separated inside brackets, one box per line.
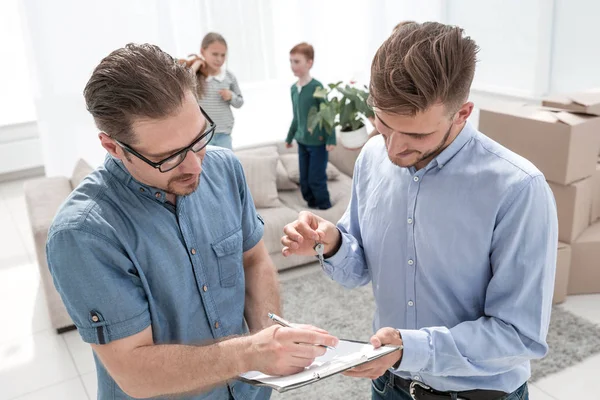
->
[24, 139, 361, 333]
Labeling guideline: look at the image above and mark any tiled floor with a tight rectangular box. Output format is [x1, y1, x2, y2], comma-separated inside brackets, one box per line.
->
[1, 177, 599, 400]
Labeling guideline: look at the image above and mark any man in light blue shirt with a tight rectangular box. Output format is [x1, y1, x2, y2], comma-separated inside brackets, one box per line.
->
[281, 22, 557, 400]
[46, 43, 338, 400]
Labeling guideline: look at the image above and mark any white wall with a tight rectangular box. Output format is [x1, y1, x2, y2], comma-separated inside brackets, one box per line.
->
[446, 0, 554, 98]
[550, 0, 600, 93]
[20, 0, 182, 175]
[0, 0, 36, 125]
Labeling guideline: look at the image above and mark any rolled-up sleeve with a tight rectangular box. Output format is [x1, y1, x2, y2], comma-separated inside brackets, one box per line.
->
[46, 228, 150, 344]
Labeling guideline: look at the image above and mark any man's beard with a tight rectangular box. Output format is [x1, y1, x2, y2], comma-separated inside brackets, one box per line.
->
[389, 124, 453, 168]
[166, 173, 200, 196]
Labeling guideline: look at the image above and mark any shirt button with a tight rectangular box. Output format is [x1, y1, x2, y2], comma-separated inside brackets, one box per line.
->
[139, 187, 145, 193]
[155, 192, 161, 199]
[413, 375, 420, 381]
[215, 321, 220, 329]
[91, 315, 99, 322]
[408, 300, 414, 307]
[191, 248, 196, 255]
[408, 259, 414, 265]
[413, 176, 419, 182]
[203, 285, 208, 292]
[407, 218, 413, 224]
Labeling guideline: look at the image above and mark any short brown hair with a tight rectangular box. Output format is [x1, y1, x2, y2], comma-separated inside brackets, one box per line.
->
[393, 20, 416, 32]
[290, 42, 314, 62]
[201, 32, 227, 50]
[84, 43, 197, 144]
[369, 22, 479, 116]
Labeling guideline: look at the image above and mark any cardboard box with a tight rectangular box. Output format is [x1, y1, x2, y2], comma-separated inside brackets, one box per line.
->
[568, 221, 600, 295]
[479, 104, 600, 185]
[543, 92, 600, 116]
[553, 242, 571, 304]
[592, 162, 600, 224]
[548, 177, 593, 243]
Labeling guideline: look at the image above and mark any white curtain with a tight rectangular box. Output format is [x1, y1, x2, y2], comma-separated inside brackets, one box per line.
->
[0, 0, 36, 126]
[19, 0, 446, 176]
[16, 0, 600, 176]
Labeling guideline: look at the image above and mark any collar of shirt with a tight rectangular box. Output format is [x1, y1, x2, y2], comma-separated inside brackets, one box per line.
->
[205, 68, 227, 82]
[104, 155, 169, 204]
[408, 121, 477, 175]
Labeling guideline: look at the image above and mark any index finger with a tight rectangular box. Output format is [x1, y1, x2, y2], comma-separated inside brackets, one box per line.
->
[293, 219, 320, 242]
[291, 323, 329, 334]
[282, 328, 339, 348]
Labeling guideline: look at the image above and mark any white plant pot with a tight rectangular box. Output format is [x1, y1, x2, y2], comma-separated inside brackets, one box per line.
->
[338, 125, 369, 149]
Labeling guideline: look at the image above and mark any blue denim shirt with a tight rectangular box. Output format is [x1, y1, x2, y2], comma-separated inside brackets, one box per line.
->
[47, 148, 271, 400]
[324, 122, 558, 393]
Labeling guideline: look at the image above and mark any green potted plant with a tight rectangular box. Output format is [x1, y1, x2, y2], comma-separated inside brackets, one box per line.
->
[307, 81, 375, 149]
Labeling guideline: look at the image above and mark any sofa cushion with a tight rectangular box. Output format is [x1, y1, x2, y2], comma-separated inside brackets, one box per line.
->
[276, 141, 298, 155]
[278, 137, 362, 178]
[278, 175, 352, 223]
[326, 137, 362, 177]
[236, 154, 281, 208]
[235, 146, 297, 191]
[279, 153, 341, 184]
[70, 159, 94, 189]
[256, 206, 301, 254]
[276, 160, 298, 190]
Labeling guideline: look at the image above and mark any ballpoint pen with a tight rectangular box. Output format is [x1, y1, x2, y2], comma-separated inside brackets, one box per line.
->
[268, 312, 335, 350]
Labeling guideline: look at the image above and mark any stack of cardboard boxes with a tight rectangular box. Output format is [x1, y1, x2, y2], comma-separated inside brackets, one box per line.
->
[479, 93, 600, 304]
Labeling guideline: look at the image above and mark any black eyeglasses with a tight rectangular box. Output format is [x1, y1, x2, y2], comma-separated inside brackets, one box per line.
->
[114, 106, 216, 173]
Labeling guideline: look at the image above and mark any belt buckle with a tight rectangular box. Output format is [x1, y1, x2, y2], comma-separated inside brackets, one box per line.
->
[409, 381, 467, 400]
[409, 381, 431, 400]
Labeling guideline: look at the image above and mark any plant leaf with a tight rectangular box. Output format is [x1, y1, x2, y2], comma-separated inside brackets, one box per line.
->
[307, 106, 320, 133]
[313, 86, 329, 99]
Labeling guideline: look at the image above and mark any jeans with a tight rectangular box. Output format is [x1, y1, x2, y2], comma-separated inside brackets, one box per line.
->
[211, 132, 233, 149]
[297, 143, 331, 209]
[371, 372, 529, 400]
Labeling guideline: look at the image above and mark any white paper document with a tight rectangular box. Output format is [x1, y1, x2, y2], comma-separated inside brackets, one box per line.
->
[238, 339, 401, 392]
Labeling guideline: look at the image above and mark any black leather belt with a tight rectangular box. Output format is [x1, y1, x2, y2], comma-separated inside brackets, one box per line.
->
[386, 371, 508, 400]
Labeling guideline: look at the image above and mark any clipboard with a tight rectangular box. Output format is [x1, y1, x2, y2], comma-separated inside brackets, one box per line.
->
[237, 339, 401, 393]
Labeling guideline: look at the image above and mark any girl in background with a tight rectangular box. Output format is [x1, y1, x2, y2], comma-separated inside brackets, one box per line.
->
[183, 33, 244, 149]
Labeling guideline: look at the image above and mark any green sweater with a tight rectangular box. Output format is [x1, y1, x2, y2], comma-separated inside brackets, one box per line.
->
[286, 78, 336, 146]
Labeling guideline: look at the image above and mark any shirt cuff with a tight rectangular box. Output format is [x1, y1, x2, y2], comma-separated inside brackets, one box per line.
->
[395, 329, 431, 373]
[78, 309, 151, 345]
[243, 215, 265, 252]
[324, 232, 350, 270]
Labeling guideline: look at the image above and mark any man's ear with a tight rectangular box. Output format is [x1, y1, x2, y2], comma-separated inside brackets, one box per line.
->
[99, 132, 122, 159]
[454, 102, 474, 125]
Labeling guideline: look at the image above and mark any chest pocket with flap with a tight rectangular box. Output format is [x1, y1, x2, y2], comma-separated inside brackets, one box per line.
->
[211, 228, 243, 287]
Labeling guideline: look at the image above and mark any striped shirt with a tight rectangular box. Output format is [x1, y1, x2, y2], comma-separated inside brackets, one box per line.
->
[198, 70, 244, 135]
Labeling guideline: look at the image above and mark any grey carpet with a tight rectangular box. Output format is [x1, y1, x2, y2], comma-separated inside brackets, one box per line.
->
[271, 269, 600, 399]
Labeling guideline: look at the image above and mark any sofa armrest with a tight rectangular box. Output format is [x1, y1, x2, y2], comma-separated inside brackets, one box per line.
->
[24, 176, 76, 332]
[24, 177, 73, 238]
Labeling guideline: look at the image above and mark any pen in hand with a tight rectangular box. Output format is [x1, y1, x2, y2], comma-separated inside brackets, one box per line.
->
[268, 313, 335, 350]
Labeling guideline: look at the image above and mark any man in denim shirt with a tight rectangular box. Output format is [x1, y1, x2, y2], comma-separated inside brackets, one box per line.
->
[46, 44, 338, 400]
[282, 23, 557, 400]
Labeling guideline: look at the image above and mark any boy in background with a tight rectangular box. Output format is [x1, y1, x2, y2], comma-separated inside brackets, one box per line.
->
[286, 43, 335, 210]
